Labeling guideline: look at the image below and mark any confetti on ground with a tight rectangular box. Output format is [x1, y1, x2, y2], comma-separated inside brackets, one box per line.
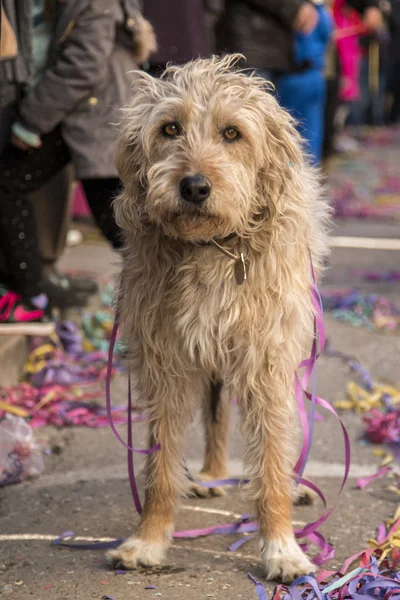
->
[321, 289, 400, 333]
[0, 379, 134, 428]
[328, 342, 400, 471]
[250, 514, 400, 599]
[350, 270, 400, 283]
[334, 373, 400, 453]
[0, 280, 132, 429]
[271, 342, 400, 600]
[329, 126, 400, 220]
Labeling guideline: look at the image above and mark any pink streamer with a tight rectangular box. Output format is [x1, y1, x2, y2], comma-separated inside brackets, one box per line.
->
[357, 467, 391, 490]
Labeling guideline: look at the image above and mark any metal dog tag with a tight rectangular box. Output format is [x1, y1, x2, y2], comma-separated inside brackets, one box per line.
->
[234, 253, 247, 285]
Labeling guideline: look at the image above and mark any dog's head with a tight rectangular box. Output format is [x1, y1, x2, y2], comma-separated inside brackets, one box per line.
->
[115, 55, 304, 242]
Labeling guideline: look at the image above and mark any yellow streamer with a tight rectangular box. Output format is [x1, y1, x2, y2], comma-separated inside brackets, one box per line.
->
[0, 401, 29, 417]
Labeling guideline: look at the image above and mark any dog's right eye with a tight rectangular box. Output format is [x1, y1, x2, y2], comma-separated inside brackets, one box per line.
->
[162, 123, 180, 137]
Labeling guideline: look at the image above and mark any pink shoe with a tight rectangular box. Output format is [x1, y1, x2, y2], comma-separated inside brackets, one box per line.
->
[0, 287, 55, 336]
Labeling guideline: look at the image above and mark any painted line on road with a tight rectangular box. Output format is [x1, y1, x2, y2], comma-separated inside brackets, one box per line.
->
[0, 533, 115, 542]
[26, 459, 378, 490]
[187, 459, 374, 479]
[181, 505, 305, 527]
[181, 505, 244, 520]
[331, 236, 400, 251]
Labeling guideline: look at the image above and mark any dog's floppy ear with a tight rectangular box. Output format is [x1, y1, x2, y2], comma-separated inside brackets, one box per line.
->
[113, 72, 161, 231]
[112, 164, 141, 232]
[254, 90, 306, 220]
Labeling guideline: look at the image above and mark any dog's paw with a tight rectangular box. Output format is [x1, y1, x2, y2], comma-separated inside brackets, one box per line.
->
[186, 480, 225, 498]
[192, 471, 227, 498]
[186, 480, 215, 498]
[261, 536, 316, 583]
[293, 483, 317, 506]
[106, 538, 166, 570]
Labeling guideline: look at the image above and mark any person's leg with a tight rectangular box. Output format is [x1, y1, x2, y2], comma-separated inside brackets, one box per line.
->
[32, 165, 74, 276]
[387, 56, 400, 123]
[81, 178, 123, 249]
[371, 62, 387, 125]
[300, 72, 326, 164]
[0, 102, 17, 155]
[348, 55, 369, 126]
[0, 102, 18, 281]
[277, 70, 325, 165]
[0, 129, 70, 297]
[323, 74, 340, 160]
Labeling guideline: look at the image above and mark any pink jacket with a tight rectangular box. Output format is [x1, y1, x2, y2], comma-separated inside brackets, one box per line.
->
[334, 0, 363, 101]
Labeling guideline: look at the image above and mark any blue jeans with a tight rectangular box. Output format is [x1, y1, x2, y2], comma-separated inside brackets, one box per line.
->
[257, 68, 326, 165]
[277, 69, 326, 165]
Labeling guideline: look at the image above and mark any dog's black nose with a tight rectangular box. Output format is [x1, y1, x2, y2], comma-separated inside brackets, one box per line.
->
[180, 175, 211, 204]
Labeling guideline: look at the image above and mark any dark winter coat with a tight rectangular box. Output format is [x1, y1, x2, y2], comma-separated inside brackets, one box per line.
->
[1, 0, 153, 179]
[214, 0, 305, 72]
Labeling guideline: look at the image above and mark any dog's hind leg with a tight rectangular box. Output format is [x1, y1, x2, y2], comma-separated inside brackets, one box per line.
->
[240, 377, 315, 583]
[188, 379, 230, 498]
[293, 482, 317, 506]
[106, 377, 193, 570]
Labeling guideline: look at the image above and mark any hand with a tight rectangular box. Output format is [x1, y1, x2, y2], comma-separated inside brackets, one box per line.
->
[11, 132, 42, 151]
[293, 2, 319, 34]
[363, 7, 383, 31]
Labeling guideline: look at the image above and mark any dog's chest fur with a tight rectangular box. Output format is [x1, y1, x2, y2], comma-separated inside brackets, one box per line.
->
[123, 239, 251, 376]
[166, 249, 242, 372]
[122, 233, 311, 383]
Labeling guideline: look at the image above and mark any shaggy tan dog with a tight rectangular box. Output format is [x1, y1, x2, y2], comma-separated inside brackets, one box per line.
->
[107, 55, 330, 582]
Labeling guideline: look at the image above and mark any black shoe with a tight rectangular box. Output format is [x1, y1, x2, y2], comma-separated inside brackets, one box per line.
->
[47, 270, 98, 295]
[41, 278, 90, 310]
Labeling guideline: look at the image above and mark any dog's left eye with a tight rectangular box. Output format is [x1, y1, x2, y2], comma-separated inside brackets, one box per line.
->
[223, 127, 240, 142]
[162, 122, 180, 137]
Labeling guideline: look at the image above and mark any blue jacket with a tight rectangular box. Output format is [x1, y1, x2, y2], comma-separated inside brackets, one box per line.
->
[294, 3, 333, 70]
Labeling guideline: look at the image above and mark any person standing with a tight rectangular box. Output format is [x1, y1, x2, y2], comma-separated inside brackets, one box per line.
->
[0, 0, 156, 331]
[214, 0, 320, 76]
[277, 0, 333, 164]
[213, 0, 328, 163]
[322, 0, 383, 158]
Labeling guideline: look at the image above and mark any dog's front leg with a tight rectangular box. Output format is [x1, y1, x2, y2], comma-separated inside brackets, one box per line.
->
[241, 381, 315, 583]
[107, 384, 191, 570]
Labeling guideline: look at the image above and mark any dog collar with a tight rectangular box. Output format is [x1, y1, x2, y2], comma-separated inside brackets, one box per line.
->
[193, 232, 237, 246]
[192, 233, 248, 286]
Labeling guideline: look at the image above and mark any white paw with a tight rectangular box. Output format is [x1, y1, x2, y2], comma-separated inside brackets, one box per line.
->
[261, 535, 316, 583]
[293, 483, 317, 506]
[106, 537, 167, 570]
